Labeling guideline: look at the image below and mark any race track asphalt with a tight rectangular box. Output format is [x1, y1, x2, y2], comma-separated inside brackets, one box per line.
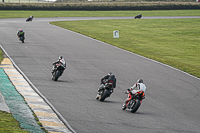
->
[0, 16, 200, 133]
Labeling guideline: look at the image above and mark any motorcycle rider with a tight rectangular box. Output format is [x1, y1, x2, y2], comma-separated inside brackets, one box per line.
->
[135, 14, 142, 19]
[17, 29, 25, 40]
[52, 56, 66, 76]
[27, 15, 33, 21]
[96, 72, 116, 99]
[122, 79, 146, 109]
[29, 15, 34, 21]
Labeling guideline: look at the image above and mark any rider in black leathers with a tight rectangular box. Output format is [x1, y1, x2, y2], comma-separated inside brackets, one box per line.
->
[101, 72, 116, 89]
[96, 72, 116, 99]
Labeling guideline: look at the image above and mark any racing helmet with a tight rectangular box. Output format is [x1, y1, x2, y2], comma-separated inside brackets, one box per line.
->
[59, 56, 63, 60]
[108, 72, 112, 76]
[19, 29, 23, 32]
[137, 79, 143, 83]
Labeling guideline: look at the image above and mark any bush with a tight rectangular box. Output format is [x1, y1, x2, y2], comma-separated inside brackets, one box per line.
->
[0, 2, 200, 10]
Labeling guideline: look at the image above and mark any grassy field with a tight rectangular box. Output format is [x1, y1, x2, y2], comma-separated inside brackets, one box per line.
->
[50, 18, 200, 78]
[0, 10, 200, 19]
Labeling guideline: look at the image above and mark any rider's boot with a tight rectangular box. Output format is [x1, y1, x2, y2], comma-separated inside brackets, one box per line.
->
[122, 103, 126, 110]
[96, 94, 100, 100]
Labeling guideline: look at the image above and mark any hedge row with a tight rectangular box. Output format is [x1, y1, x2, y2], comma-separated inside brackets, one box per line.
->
[0, 2, 200, 10]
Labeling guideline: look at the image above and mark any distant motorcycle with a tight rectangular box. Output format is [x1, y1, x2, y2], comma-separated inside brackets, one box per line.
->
[26, 16, 33, 22]
[52, 63, 65, 81]
[134, 14, 142, 19]
[96, 82, 113, 102]
[122, 90, 145, 113]
[19, 36, 25, 43]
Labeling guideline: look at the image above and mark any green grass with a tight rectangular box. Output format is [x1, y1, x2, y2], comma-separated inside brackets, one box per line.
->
[50, 18, 200, 78]
[0, 10, 200, 19]
[0, 111, 29, 133]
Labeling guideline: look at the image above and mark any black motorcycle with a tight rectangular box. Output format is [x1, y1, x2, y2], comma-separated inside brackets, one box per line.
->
[19, 36, 25, 43]
[52, 63, 65, 81]
[134, 14, 142, 19]
[26, 16, 33, 22]
[96, 82, 113, 101]
[122, 90, 144, 113]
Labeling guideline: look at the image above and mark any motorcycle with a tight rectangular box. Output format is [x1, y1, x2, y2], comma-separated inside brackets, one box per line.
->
[96, 82, 113, 102]
[52, 63, 65, 81]
[19, 36, 25, 43]
[26, 16, 33, 22]
[122, 90, 144, 113]
[134, 14, 142, 19]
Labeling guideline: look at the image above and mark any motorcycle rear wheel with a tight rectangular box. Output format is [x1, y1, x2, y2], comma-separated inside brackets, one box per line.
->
[100, 89, 109, 102]
[54, 70, 60, 81]
[130, 99, 141, 113]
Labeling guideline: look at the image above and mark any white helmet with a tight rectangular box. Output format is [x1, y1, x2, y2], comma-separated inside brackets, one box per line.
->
[137, 79, 143, 83]
[59, 56, 63, 60]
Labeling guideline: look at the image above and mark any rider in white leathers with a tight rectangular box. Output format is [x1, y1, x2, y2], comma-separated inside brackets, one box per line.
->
[123, 79, 146, 109]
[52, 56, 66, 76]
[130, 79, 146, 96]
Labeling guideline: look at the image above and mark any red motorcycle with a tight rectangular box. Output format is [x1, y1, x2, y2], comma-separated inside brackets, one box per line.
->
[122, 90, 145, 113]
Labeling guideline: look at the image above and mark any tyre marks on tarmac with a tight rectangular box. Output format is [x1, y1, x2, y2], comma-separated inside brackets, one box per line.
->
[0, 58, 71, 133]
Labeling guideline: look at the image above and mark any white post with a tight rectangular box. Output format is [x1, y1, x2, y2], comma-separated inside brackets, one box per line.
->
[113, 31, 119, 38]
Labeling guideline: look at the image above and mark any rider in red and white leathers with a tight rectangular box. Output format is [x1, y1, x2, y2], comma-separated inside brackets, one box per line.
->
[124, 79, 146, 108]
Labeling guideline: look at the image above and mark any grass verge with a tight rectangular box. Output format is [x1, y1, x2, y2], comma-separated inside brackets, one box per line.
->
[0, 111, 29, 133]
[0, 10, 200, 19]
[50, 18, 200, 78]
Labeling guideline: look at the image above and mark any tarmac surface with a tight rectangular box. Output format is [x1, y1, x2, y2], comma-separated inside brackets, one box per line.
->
[0, 16, 200, 133]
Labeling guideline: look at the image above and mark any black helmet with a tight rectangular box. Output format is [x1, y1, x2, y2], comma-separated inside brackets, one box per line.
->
[59, 56, 63, 60]
[137, 79, 143, 83]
